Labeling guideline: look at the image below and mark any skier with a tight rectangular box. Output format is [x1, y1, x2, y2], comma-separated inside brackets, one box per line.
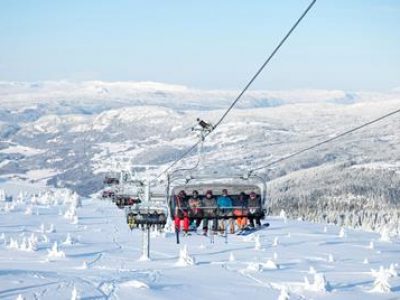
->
[217, 189, 234, 234]
[201, 190, 217, 236]
[174, 190, 190, 235]
[188, 190, 203, 230]
[233, 192, 248, 231]
[248, 191, 262, 228]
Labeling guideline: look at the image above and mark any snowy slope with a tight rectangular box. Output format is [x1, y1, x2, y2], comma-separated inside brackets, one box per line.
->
[0, 80, 399, 238]
[0, 185, 399, 300]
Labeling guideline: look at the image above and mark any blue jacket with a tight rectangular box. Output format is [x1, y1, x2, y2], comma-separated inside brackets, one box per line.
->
[217, 195, 233, 208]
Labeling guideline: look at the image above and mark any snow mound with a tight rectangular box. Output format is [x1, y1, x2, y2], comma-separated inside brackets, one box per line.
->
[120, 280, 149, 289]
[368, 240, 375, 249]
[304, 273, 331, 292]
[245, 262, 263, 273]
[63, 233, 75, 245]
[138, 254, 151, 262]
[78, 261, 88, 270]
[263, 259, 279, 270]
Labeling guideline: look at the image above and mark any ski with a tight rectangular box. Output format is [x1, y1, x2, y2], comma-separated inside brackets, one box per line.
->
[238, 223, 270, 236]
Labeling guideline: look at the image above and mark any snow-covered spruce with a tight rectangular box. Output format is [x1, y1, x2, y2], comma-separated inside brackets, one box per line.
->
[370, 266, 392, 293]
[263, 259, 279, 270]
[380, 226, 392, 242]
[229, 252, 235, 262]
[279, 210, 287, 223]
[24, 206, 33, 215]
[304, 273, 331, 292]
[63, 233, 74, 245]
[278, 288, 290, 300]
[64, 206, 77, 220]
[269, 180, 400, 237]
[71, 285, 79, 300]
[7, 238, 19, 249]
[0, 189, 6, 202]
[175, 245, 195, 266]
[245, 262, 263, 273]
[368, 240, 375, 249]
[254, 234, 262, 250]
[47, 224, 56, 233]
[388, 264, 398, 277]
[47, 242, 65, 259]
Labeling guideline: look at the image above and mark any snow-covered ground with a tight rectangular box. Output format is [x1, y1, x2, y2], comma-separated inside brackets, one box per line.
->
[0, 185, 399, 299]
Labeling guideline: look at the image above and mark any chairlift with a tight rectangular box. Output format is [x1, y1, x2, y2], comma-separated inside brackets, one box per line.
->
[121, 167, 168, 229]
[113, 193, 141, 208]
[167, 171, 267, 226]
[103, 176, 120, 186]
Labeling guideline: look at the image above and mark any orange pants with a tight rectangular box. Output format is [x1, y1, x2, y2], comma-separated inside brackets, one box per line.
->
[236, 217, 248, 229]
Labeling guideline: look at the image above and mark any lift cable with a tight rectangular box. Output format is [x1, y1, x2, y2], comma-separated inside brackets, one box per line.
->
[155, 0, 317, 179]
[249, 107, 400, 175]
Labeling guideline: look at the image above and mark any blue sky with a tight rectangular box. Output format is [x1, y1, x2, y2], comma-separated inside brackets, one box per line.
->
[0, 0, 399, 91]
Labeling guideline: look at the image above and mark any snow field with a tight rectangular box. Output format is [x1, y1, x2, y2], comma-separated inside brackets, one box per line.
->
[0, 189, 399, 299]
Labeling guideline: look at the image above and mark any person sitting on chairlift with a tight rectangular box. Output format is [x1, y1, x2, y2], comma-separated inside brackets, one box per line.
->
[216, 189, 235, 234]
[188, 190, 203, 229]
[248, 191, 262, 228]
[201, 190, 217, 236]
[233, 192, 249, 231]
[174, 190, 190, 235]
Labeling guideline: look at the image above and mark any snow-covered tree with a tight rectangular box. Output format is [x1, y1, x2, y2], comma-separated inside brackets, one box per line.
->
[278, 288, 290, 300]
[254, 234, 262, 250]
[370, 266, 392, 293]
[0, 189, 5, 202]
[175, 245, 195, 266]
[71, 285, 79, 300]
[229, 252, 235, 262]
[304, 273, 331, 292]
[47, 242, 65, 259]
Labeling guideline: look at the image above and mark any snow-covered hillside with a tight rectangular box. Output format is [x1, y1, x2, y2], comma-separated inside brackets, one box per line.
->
[0, 81, 399, 235]
[0, 185, 399, 300]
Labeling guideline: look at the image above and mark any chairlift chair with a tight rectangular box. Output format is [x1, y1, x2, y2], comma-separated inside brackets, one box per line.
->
[167, 172, 267, 224]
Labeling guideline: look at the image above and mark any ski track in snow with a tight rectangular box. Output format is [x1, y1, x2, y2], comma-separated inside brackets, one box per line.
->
[0, 195, 399, 299]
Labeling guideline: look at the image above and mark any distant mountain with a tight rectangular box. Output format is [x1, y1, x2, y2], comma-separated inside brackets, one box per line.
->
[0, 81, 399, 210]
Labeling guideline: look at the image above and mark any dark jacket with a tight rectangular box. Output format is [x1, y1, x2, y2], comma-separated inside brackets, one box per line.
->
[202, 196, 217, 216]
